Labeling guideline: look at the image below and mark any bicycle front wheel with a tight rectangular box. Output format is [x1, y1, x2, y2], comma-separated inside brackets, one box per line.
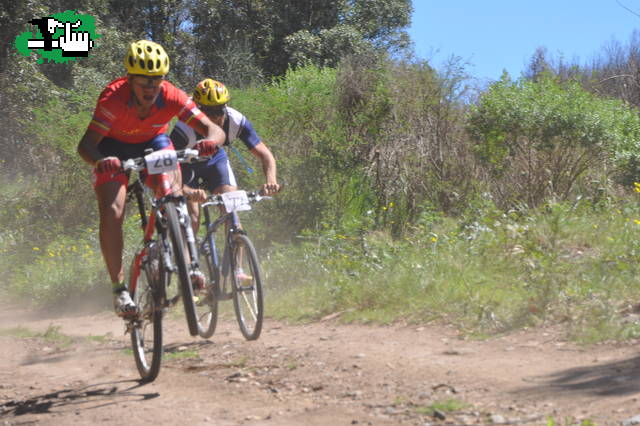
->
[231, 234, 264, 340]
[165, 202, 199, 336]
[130, 252, 163, 382]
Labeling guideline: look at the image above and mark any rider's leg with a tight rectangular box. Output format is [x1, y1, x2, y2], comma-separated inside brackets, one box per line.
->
[187, 198, 201, 235]
[95, 179, 137, 316]
[95, 180, 127, 285]
[94, 134, 174, 316]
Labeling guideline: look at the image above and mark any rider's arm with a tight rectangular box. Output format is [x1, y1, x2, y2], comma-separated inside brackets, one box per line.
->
[190, 114, 225, 148]
[250, 142, 280, 194]
[77, 128, 106, 166]
[230, 110, 279, 194]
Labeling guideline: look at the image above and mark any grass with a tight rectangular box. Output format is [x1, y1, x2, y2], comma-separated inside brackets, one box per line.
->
[0, 326, 40, 338]
[414, 398, 469, 416]
[546, 417, 596, 426]
[266, 199, 640, 342]
[0, 324, 74, 347]
[86, 333, 112, 344]
[6, 196, 640, 344]
[41, 324, 74, 347]
[225, 356, 248, 368]
[2, 214, 141, 307]
[165, 350, 200, 360]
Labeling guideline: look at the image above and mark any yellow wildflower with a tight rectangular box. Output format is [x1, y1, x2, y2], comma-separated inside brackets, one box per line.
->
[635, 219, 640, 225]
[33, 247, 40, 251]
[635, 182, 640, 193]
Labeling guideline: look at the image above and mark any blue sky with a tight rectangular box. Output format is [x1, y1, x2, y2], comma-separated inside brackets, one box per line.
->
[408, 1, 640, 82]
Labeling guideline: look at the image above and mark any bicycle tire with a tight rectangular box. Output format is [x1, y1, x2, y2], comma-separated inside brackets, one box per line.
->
[231, 234, 264, 340]
[196, 234, 219, 338]
[165, 202, 199, 336]
[130, 250, 163, 382]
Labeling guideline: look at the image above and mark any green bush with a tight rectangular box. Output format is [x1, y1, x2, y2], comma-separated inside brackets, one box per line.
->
[468, 73, 640, 207]
[266, 198, 640, 341]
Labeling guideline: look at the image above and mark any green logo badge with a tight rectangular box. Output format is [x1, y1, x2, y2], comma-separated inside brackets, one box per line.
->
[14, 10, 99, 64]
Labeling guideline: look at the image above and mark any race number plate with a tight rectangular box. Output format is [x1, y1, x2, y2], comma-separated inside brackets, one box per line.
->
[145, 150, 178, 175]
[221, 190, 251, 213]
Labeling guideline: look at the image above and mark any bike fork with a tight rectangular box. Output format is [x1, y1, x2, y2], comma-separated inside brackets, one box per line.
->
[177, 203, 200, 271]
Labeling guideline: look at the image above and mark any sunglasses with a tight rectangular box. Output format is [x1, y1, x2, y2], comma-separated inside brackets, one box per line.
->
[132, 75, 164, 88]
[200, 105, 226, 116]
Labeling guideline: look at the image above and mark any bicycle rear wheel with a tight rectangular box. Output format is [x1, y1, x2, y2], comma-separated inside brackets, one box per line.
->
[130, 248, 163, 382]
[165, 202, 199, 336]
[231, 234, 264, 340]
[196, 234, 219, 338]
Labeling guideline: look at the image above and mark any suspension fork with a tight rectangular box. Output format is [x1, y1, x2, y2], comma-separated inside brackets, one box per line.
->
[202, 206, 220, 270]
[175, 201, 199, 270]
[129, 209, 157, 296]
[222, 211, 243, 277]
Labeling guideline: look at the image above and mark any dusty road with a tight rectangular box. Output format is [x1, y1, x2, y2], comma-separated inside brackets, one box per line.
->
[1, 305, 640, 425]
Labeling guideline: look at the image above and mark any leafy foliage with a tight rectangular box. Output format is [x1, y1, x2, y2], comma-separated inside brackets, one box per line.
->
[192, 0, 412, 79]
[267, 198, 640, 342]
[4, 1, 640, 345]
[468, 73, 640, 207]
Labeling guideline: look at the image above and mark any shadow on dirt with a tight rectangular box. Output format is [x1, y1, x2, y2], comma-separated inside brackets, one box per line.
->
[517, 353, 640, 397]
[19, 343, 129, 367]
[164, 340, 215, 353]
[0, 380, 159, 418]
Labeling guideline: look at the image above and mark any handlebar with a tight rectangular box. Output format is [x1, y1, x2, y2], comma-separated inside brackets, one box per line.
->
[122, 148, 203, 173]
[202, 191, 271, 209]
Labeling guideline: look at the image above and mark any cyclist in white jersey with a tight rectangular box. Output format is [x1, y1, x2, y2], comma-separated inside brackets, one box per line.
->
[170, 79, 280, 236]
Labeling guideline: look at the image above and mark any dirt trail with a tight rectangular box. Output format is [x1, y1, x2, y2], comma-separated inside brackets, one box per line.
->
[1, 305, 640, 425]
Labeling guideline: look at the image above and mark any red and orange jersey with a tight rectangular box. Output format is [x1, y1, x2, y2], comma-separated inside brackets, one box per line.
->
[88, 77, 204, 143]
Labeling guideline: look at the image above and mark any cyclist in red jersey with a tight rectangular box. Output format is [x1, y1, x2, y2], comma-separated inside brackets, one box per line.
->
[77, 40, 225, 318]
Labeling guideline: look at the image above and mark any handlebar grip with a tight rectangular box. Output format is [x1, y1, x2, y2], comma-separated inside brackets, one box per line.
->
[122, 159, 137, 171]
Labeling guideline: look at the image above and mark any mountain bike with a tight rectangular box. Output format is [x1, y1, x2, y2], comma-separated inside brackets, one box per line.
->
[123, 148, 207, 382]
[194, 190, 268, 341]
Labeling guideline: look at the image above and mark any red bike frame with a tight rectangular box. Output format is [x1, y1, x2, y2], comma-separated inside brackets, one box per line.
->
[127, 172, 176, 297]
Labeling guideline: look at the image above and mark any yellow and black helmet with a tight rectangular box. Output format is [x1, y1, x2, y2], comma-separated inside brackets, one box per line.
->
[124, 40, 170, 76]
[193, 79, 230, 106]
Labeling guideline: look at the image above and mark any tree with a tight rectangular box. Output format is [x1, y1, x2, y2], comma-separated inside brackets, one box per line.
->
[192, 0, 412, 80]
[104, 0, 196, 86]
[468, 73, 640, 207]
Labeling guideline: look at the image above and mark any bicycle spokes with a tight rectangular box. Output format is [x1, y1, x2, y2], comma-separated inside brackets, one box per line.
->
[231, 234, 263, 340]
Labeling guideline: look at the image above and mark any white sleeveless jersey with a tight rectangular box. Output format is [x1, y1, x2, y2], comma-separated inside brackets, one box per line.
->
[170, 106, 260, 150]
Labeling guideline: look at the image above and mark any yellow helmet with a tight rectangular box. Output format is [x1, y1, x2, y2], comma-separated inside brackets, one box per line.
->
[193, 79, 230, 106]
[124, 40, 170, 76]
